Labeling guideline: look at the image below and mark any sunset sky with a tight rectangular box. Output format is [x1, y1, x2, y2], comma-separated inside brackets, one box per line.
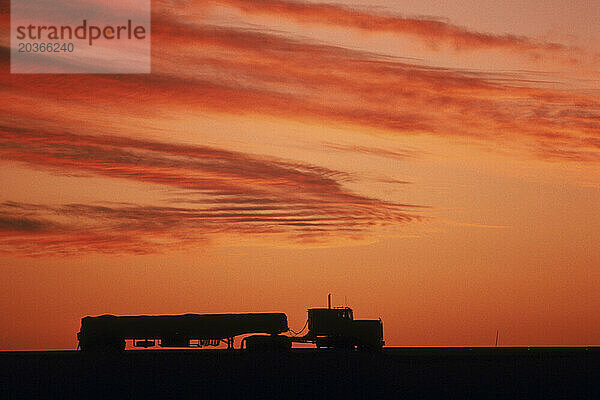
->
[1, 0, 599, 349]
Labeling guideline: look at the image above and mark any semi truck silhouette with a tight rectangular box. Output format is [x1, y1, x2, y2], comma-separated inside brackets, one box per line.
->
[77, 295, 384, 351]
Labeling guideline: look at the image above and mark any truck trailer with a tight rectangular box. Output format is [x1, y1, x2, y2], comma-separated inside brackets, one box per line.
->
[77, 313, 288, 351]
[77, 297, 383, 351]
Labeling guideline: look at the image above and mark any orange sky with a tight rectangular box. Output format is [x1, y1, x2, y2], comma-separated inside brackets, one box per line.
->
[1, 0, 599, 349]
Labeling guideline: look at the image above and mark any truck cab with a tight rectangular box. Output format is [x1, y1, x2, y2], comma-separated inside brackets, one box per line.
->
[305, 306, 383, 350]
[307, 307, 354, 337]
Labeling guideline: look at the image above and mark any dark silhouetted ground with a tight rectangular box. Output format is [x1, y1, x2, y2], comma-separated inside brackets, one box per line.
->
[2, 347, 598, 399]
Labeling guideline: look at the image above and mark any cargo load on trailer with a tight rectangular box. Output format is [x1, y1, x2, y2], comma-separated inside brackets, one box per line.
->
[77, 313, 288, 351]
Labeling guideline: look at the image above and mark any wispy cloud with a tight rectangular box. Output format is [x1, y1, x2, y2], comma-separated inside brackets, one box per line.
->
[204, 0, 585, 61]
[1, 1, 599, 255]
[3, 21, 599, 163]
[0, 215, 58, 233]
[0, 128, 421, 255]
[322, 142, 420, 160]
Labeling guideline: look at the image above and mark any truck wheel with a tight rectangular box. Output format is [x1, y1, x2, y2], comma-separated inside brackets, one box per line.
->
[245, 335, 291, 352]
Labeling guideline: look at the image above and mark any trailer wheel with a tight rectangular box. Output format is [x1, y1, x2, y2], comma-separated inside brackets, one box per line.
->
[80, 337, 125, 352]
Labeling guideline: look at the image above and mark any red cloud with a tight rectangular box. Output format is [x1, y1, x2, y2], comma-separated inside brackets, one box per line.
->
[2, 19, 599, 162]
[204, 0, 579, 58]
[0, 128, 421, 255]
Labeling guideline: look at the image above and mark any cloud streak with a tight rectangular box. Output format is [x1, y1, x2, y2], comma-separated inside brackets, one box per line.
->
[1, 2, 599, 256]
[206, 0, 581, 59]
[3, 21, 599, 163]
[321, 142, 420, 160]
[0, 127, 421, 255]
